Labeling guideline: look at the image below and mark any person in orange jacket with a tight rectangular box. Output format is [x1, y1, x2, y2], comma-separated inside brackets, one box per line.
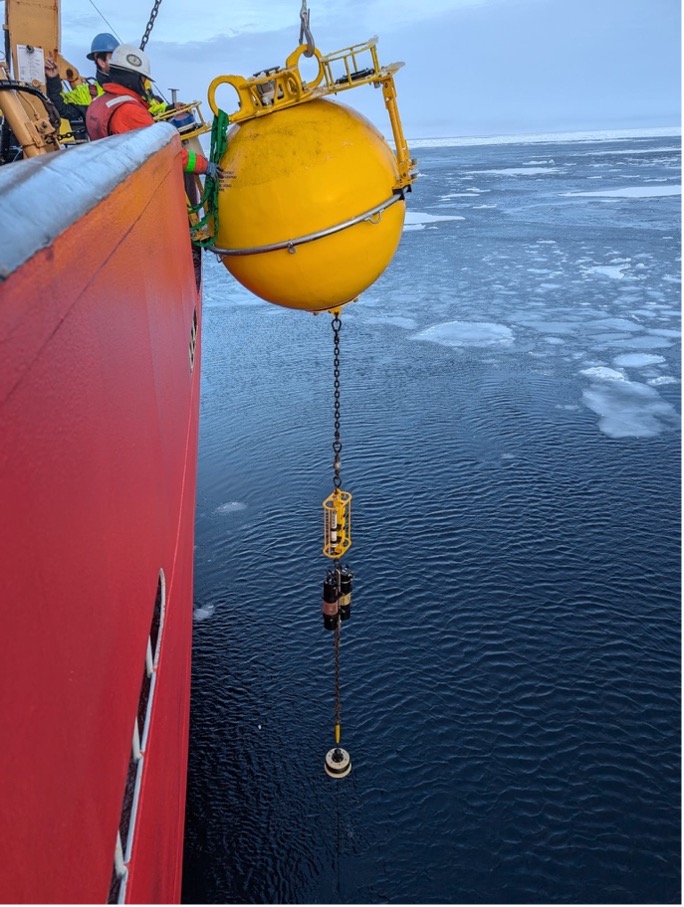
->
[85, 43, 222, 178]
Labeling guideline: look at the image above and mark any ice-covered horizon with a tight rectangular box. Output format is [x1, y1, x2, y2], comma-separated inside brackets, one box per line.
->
[404, 126, 681, 149]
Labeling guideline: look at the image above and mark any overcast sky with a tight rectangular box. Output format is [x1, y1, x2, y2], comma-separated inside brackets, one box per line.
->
[56, 0, 680, 140]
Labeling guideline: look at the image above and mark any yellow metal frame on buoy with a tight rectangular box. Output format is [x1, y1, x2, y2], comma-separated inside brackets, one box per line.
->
[208, 36, 416, 191]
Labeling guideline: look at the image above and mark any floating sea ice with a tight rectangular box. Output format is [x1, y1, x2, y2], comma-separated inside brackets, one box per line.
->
[648, 376, 679, 386]
[580, 367, 626, 381]
[193, 604, 215, 623]
[520, 319, 578, 334]
[581, 374, 680, 438]
[612, 353, 666, 368]
[470, 167, 562, 175]
[405, 129, 679, 148]
[591, 317, 642, 332]
[592, 334, 633, 344]
[404, 211, 465, 227]
[215, 501, 248, 514]
[623, 335, 675, 349]
[587, 264, 629, 279]
[563, 185, 681, 198]
[413, 321, 514, 347]
[367, 315, 418, 330]
[649, 328, 682, 338]
[585, 146, 681, 156]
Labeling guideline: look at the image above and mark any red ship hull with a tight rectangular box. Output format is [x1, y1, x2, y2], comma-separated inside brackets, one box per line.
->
[0, 126, 200, 903]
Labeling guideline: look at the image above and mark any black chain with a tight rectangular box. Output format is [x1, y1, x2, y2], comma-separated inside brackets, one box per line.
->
[332, 314, 342, 489]
[140, 0, 163, 50]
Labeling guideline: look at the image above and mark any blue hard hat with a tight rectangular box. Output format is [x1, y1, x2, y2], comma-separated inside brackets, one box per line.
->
[87, 33, 119, 60]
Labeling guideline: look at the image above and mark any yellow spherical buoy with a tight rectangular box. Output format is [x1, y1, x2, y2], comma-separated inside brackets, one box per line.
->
[215, 98, 406, 313]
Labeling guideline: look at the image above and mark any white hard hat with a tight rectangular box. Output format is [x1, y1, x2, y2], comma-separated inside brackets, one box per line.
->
[109, 44, 154, 80]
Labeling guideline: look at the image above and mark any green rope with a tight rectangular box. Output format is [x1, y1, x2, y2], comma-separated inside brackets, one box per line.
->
[190, 108, 230, 248]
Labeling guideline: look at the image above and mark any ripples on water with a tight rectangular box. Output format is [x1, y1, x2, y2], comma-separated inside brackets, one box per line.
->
[182, 136, 681, 904]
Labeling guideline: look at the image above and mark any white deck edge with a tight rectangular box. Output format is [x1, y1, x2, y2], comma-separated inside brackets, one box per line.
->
[0, 124, 180, 279]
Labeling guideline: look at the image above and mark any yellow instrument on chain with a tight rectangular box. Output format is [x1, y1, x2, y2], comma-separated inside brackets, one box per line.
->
[322, 488, 352, 559]
[207, 37, 417, 313]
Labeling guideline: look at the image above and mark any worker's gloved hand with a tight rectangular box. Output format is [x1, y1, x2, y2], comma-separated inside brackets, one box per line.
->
[204, 162, 234, 182]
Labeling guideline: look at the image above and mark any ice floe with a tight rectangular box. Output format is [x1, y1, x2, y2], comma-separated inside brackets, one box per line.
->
[587, 264, 630, 279]
[622, 335, 675, 349]
[215, 501, 248, 514]
[413, 321, 514, 347]
[367, 315, 418, 330]
[590, 317, 642, 332]
[439, 189, 487, 198]
[563, 185, 681, 198]
[581, 146, 681, 156]
[404, 211, 465, 227]
[649, 328, 681, 338]
[470, 167, 562, 176]
[580, 367, 626, 381]
[648, 376, 679, 386]
[581, 379, 680, 438]
[612, 353, 666, 367]
[405, 127, 680, 149]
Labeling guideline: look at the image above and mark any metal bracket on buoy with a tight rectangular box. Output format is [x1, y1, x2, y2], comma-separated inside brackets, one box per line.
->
[207, 36, 416, 191]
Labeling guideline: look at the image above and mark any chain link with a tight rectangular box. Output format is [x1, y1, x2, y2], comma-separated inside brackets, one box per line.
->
[140, 0, 163, 50]
[331, 314, 343, 489]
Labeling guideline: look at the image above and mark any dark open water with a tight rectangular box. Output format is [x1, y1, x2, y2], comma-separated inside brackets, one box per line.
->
[182, 133, 681, 904]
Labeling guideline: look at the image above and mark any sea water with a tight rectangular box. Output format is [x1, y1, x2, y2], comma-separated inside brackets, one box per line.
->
[182, 132, 681, 904]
